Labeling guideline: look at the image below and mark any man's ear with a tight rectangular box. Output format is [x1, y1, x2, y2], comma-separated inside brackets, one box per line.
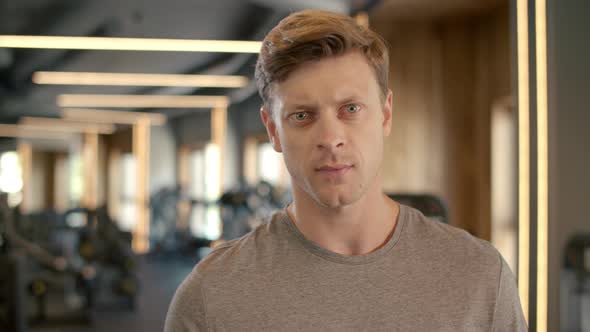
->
[260, 105, 282, 152]
[382, 89, 393, 137]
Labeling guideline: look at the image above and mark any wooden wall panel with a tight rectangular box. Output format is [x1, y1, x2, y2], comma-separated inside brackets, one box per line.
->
[441, 19, 481, 236]
[44, 152, 56, 210]
[373, 5, 511, 240]
[378, 23, 448, 198]
[53, 152, 68, 212]
[97, 134, 107, 208]
[30, 150, 50, 212]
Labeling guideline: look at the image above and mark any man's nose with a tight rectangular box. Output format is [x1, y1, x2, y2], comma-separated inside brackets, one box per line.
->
[315, 116, 345, 151]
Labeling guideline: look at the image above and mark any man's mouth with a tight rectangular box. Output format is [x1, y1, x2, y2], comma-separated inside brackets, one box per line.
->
[315, 164, 353, 172]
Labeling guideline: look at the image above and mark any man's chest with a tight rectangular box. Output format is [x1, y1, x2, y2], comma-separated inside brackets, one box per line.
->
[201, 271, 493, 331]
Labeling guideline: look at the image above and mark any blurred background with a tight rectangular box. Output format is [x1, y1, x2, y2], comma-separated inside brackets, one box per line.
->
[0, 0, 587, 331]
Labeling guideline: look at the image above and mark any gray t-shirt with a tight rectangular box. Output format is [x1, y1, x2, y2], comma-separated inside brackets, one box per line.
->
[165, 204, 527, 331]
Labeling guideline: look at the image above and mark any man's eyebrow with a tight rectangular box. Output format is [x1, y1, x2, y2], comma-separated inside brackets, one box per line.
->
[284, 102, 317, 111]
[335, 97, 362, 105]
[282, 94, 365, 111]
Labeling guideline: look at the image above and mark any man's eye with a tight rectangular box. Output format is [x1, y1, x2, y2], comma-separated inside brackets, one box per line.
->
[292, 112, 308, 121]
[344, 104, 361, 113]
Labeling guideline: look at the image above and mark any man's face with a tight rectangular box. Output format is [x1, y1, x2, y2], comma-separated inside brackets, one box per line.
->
[261, 51, 393, 209]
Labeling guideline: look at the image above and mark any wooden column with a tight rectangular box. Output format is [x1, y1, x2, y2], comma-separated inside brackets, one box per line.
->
[17, 142, 32, 214]
[107, 148, 122, 221]
[82, 131, 99, 209]
[243, 137, 258, 186]
[176, 145, 191, 230]
[211, 106, 227, 237]
[53, 152, 69, 212]
[132, 118, 151, 253]
[211, 107, 227, 194]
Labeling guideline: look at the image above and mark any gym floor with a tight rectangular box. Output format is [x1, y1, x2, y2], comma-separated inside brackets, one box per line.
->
[30, 256, 195, 332]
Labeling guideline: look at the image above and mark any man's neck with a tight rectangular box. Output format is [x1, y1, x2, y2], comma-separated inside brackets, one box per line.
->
[286, 182, 399, 256]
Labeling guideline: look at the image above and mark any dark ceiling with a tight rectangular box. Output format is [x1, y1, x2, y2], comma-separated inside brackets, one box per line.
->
[0, 0, 501, 125]
[0, 0, 373, 123]
[373, 0, 505, 21]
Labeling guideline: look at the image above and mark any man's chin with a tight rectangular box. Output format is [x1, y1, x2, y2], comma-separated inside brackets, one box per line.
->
[313, 191, 357, 210]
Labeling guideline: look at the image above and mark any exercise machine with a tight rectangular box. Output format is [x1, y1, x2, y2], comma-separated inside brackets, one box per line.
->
[387, 193, 448, 224]
[562, 233, 590, 332]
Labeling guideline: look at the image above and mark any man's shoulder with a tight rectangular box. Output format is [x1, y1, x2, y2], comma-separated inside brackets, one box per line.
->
[169, 212, 286, 315]
[192, 210, 287, 277]
[402, 205, 502, 271]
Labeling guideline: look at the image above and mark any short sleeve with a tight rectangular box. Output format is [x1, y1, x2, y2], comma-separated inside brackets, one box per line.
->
[491, 255, 528, 331]
[164, 270, 208, 332]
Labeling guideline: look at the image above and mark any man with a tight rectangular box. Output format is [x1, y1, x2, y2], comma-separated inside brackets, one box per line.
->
[165, 10, 527, 331]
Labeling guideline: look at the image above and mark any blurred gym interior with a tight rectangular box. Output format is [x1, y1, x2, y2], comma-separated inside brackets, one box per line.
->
[0, 0, 588, 331]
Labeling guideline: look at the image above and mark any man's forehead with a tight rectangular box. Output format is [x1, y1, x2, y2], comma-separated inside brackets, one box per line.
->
[275, 53, 376, 99]
[277, 85, 367, 107]
[274, 78, 373, 109]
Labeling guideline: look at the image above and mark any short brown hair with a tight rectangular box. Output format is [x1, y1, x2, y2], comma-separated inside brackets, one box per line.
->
[255, 10, 390, 110]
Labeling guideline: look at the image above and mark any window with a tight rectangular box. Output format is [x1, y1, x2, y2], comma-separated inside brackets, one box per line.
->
[188, 143, 221, 240]
[491, 100, 517, 273]
[0, 151, 23, 207]
[118, 153, 136, 232]
[257, 142, 289, 187]
[244, 137, 290, 190]
[69, 152, 84, 207]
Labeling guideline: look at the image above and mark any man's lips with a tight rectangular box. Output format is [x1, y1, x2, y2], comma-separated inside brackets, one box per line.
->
[315, 164, 353, 172]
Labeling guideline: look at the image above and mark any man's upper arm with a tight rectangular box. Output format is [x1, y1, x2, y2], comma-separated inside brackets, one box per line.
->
[491, 254, 528, 331]
[165, 270, 208, 332]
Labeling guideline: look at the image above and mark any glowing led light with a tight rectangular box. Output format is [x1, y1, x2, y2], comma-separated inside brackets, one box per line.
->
[61, 108, 166, 125]
[57, 94, 229, 109]
[517, 0, 531, 322]
[33, 71, 248, 88]
[19, 117, 115, 134]
[535, 0, 549, 330]
[0, 35, 261, 53]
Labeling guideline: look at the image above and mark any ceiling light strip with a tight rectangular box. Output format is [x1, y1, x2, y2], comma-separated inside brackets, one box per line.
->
[57, 94, 229, 108]
[61, 108, 167, 125]
[19, 117, 115, 134]
[33, 71, 249, 88]
[0, 35, 261, 53]
[0, 124, 76, 139]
